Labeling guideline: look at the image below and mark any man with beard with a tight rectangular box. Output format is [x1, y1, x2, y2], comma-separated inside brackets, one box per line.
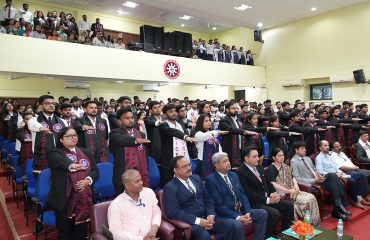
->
[75, 101, 109, 163]
[109, 108, 151, 194]
[70, 96, 84, 118]
[109, 96, 135, 130]
[144, 101, 164, 162]
[159, 104, 196, 186]
[219, 100, 258, 168]
[28, 95, 66, 170]
[59, 103, 75, 127]
[176, 104, 195, 135]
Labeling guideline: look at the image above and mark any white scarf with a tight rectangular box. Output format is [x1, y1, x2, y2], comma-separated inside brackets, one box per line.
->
[359, 139, 370, 159]
[166, 120, 190, 160]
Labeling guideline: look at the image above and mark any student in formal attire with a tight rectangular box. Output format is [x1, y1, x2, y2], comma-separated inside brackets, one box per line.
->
[278, 101, 291, 127]
[206, 39, 214, 61]
[355, 130, 370, 163]
[231, 46, 239, 64]
[238, 47, 246, 64]
[206, 152, 268, 240]
[186, 101, 199, 122]
[70, 97, 84, 118]
[331, 141, 370, 189]
[236, 147, 294, 238]
[19, 3, 33, 24]
[15, 112, 33, 175]
[158, 104, 196, 186]
[163, 156, 244, 240]
[1, 0, 18, 21]
[109, 108, 151, 195]
[219, 101, 258, 168]
[316, 140, 370, 209]
[246, 50, 254, 66]
[107, 169, 161, 240]
[266, 148, 320, 225]
[91, 17, 103, 37]
[59, 103, 75, 127]
[290, 141, 351, 220]
[144, 101, 164, 162]
[28, 95, 66, 170]
[74, 101, 109, 163]
[177, 104, 195, 135]
[192, 115, 228, 178]
[266, 116, 301, 161]
[47, 127, 98, 240]
[0, 101, 17, 141]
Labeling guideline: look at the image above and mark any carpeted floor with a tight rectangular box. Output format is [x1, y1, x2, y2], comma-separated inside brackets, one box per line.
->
[1, 169, 369, 240]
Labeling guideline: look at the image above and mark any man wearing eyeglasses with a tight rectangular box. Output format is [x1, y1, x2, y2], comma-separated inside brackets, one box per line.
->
[28, 95, 66, 170]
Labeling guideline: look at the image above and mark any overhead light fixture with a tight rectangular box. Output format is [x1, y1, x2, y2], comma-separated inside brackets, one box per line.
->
[181, 24, 185, 27]
[234, 4, 253, 11]
[85, 84, 90, 87]
[116, 10, 129, 15]
[122, 1, 139, 8]
[116, 80, 124, 83]
[311, 7, 317, 12]
[179, 15, 193, 20]
[212, 27, 217, 30]
[257, 22, 263, 28]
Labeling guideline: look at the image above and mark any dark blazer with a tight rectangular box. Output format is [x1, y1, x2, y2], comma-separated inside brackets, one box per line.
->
[244, 124, 265, 157]
[288, 122, 318, 157]
[219, 115, 244, 166]
[236, 163, 275, 207]
[109, 128, 144, 187]
[355, 142, 370, 163]
[266, 129, 289, 160]
[46, 148, 99, 212]
[205, 171, 251, 219]
[163, 175, 216, 225]
[144, 115, 162, 162]
[279, 111, 291, 127]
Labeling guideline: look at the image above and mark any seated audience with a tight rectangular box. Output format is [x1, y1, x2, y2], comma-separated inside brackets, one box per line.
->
[29, 23, 46, 39]
[107, 169, 161, 240]
[47, 127, 99, 240]
[266, 148, 320, 225]
[163, 156, 244, 240]
[291, 141, 351, 220]
[316, 140, 370, 209]
[205, 152, 268, 240]
[355, 130, 370, 163]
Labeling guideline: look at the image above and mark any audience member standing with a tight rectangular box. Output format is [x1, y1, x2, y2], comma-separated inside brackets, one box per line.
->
[1, 0, 18, 21]
[144, 101, 163, 162]
[19, 3, 33, 25]
[91, 17, 103, 38]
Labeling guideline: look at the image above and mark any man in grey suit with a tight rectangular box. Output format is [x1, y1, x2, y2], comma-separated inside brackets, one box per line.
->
[355, 131, 370, 163]
[290, 141, 351, 221]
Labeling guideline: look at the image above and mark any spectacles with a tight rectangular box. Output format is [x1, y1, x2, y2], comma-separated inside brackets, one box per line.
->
[63, 134, 78, 139]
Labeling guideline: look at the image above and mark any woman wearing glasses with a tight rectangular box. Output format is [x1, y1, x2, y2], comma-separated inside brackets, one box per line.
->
[47, 127, 99, 240]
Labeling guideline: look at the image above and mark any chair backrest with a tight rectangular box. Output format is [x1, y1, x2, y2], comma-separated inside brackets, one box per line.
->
[7, 142, 17, 156]
[263, 142, 269, 158]
[11, 155, 22, 180]
[94, 163, 115, 199]
[25, 159, 36, 189]
[191, 159, 198, 174]
[90, 201, 112, 234]
[35, 168, 51, 205]
[108, 152, 115, 164]
[156, 190, 168, 217]
[148, 156, 160, 189]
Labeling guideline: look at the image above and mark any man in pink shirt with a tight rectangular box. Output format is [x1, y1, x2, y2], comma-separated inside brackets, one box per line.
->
[107, 169, 161, 240]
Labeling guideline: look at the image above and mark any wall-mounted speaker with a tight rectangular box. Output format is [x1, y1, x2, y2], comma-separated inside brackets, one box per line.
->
[140, 25, 154, 53]
[353, 69, 366, 84]
[254, 30, 262, 42]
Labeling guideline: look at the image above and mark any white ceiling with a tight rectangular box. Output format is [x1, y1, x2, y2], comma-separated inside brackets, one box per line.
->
[39, 0, 369, 33]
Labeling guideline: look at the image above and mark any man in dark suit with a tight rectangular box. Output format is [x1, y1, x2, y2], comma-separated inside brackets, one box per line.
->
[144, 101, 163, 162]
[355, 130, 370, 163]
[163, 156, 244, 240]
[206, 152, 268, 240]
[278, 101, 291, 127]
[158, 104, 195, 186]
[90, 17, 104, 38]
[219, 100, 258, 168]
[236, 147, 294, 238]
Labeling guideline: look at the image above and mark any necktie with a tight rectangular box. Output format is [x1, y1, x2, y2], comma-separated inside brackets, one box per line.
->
[224, 175, 237, 204]
[253, 167, 262, 182]
[48, 117, 52, 124]
[67, 121, 70, 127]
[186, 180, 195, 195]
[302, 158, 315, 178]
[8, 7, 10, 19]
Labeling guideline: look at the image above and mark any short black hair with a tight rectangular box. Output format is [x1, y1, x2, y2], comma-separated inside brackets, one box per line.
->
[175, 104, 185, 113]
[117, 96, 131, 104]
[162, 103, 175, 114]
[59, 103, 72, 110]
[293, 141, 306, 151]
[70, 96, 80, 103]
[116, 107, 132, 119]
[281, 101, 290, 107]
[224, 100, 236, 109]
[169, 156, 185, 170]
[82, 100, 97, 108]
[38, 95, 54, 105]
[240, 147, 258, 160]
[148, 101, 160, 110]
[303, 111, 314, 119]
[22, 112, 33, 118]
[290, 110, 300, 118]
[359, 130, 368, 137]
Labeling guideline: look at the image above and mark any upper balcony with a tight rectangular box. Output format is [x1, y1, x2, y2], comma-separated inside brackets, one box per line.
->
[1, 34, 266, 87]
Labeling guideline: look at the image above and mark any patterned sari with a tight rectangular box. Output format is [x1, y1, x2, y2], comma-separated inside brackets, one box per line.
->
[275, 163, 321, 225]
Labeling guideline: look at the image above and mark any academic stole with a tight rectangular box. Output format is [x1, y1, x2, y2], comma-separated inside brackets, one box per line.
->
[64, 147, 92, 222]
[166, 120, 190, 160]
[85, 119, 107, 162]
[202, 137, 220, 178]
[124, 128, 149, 187]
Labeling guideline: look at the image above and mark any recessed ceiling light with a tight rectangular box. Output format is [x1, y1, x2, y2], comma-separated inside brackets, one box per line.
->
[122, 1, 139, 8]
[181, 24, 185, 27]
[116, 10, 129, 15]
[234, 4, 253, 11]
[116, 80, 124, 83]
[257, 22, 263, 28]
[179, 15, 193, 20]
[311, 7, 317, 12]
[85, 84, 90, 87]
[212, 27, 217, 30]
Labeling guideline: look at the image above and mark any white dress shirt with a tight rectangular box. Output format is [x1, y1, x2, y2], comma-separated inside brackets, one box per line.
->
[331, 151, 356, 168]
[19, 9, 33, 23]
[78, 20, 90, 31]
[1, 6, 18, 20]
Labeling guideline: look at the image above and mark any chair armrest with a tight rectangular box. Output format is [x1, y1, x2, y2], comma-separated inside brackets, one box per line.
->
[163, 217, 191, 240]
[91, 232, 108, 240]
[297, 181, 313, 193]
[158, 219, 175, 240]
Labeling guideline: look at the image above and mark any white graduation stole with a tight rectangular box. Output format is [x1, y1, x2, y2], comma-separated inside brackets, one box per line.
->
[166, 120, 190, 160]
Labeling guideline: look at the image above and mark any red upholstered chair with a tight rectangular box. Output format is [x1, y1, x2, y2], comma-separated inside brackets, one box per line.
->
[90, 200, 175, 240]
[349, 145, 370, 170]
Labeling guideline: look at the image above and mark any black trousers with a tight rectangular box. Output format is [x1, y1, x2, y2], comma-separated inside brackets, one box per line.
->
[253, 199, 294, 238]
[321, 173, 347, 206]
[54, 210, 88, 240]
[349, 169, 370, 193]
